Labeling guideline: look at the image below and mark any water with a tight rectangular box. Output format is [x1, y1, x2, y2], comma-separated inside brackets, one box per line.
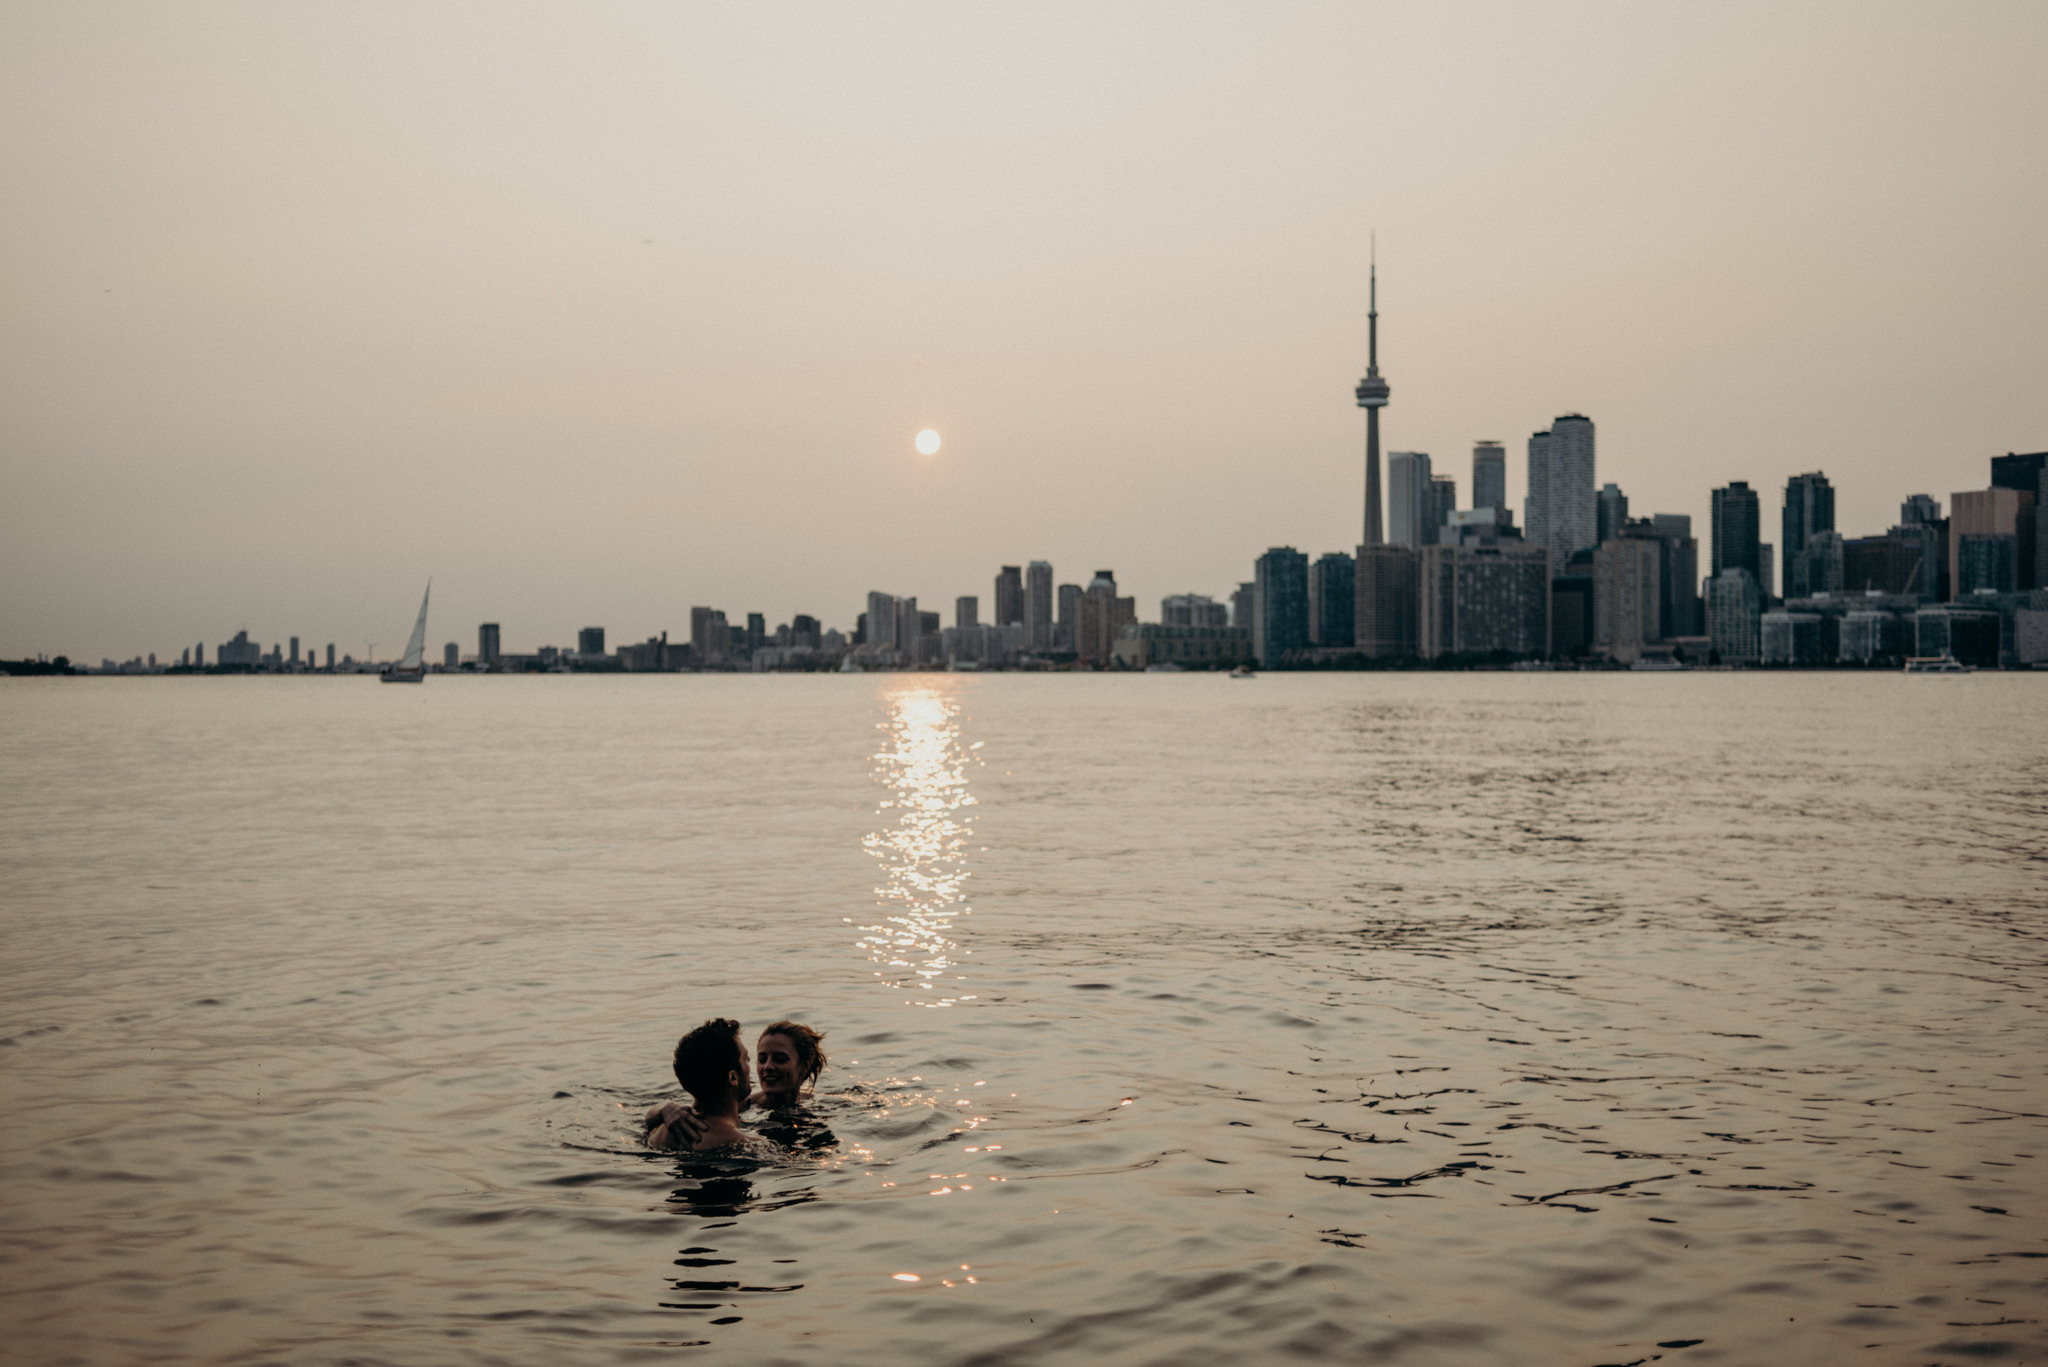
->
[1, 672, 2043, 1366]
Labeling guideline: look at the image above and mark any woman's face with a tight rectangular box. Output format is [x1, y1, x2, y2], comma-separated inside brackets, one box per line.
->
[755, 1032, 805, 1102]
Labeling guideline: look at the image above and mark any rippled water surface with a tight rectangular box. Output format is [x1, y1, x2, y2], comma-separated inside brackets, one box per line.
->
[2, 672, 2044, 1366]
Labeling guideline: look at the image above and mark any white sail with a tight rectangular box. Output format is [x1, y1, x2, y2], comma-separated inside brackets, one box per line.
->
[398, 582, 430, 671]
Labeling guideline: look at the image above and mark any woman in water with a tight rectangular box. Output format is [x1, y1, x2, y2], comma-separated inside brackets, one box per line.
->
[645, 1020, 828, 1149]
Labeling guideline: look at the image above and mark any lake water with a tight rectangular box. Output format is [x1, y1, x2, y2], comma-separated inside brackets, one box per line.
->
[1, 672, 2043, 1366]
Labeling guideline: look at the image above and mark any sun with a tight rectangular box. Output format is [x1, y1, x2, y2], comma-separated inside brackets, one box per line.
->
[914, 428, 941, 456]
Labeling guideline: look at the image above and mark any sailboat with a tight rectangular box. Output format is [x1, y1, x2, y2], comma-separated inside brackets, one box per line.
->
[381, 581, 431, 683]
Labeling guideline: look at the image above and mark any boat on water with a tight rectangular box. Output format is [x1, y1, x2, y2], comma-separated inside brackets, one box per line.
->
[1903, 654, 1971, 674]
[1145, 662, 1185, 673]
[381, 582, 431, 683]
[1630, 657, 1689, 672]
[1228, 664, 1255, 679]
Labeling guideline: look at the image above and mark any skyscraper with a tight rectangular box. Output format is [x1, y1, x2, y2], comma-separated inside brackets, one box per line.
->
[1782, 472, 1836, 597]
[1055, 582, 1081, 650]
[1308, 552, 1356, 648]
[1417, 543, 1549, 660]
[1595, 532, 1662, 663]
[479, 622, 501, 666]
[1596, 483, 1628, 546]
[578, 627, 605, 656]
[1253, 548, 1309, 667]
[1025, 561, 1054, 650]
[1354, 545, 1419, 658]
[955, 596, 978, 629]
[1428, 475, 1457, 546]
[1472, 442, 1506, 514]
[1074, 571, 1135, 663]
[443, 642, 459, 669]
[1524, 415, 1596, 576]
[1354, 246, 1390, 547]
[1387, 452, 1432, 546]
[1710, 482, 1762, 583]
[1650, 513, 1702, 638]
[994, 566, 1024, 627]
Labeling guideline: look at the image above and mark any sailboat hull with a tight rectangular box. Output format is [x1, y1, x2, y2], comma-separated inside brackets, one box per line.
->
[380, 667, 425, 683]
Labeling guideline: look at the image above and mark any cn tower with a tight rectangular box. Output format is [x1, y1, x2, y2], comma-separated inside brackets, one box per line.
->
[1354, 242, 1390, 545]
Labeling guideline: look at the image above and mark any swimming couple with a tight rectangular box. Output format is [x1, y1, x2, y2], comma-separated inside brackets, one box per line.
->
[644, 1018, 827, 1152]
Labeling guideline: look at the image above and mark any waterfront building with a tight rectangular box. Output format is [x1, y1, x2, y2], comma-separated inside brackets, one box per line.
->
[1914, 602, 2001, 666]
[1418, 543, 1548, 659]
[1308, 553, 1356, 648]
[218, 630, 260, 667]
[994, 566, 1024, 627]
[1025, 561, 1054, 650]
[1594, 533, 1661, 663]
[1253, 547, 1309, 667]
[746, 614, 766, 656]
[1843, 532, 1930, 598]
[1354, 250, 1390, 547]
[325, 643, 334, 669]
[479, 623, 501, 666]
[1387, 452, 1432, 546]
[289, 637, 300, 667]
[1074, 573, 1137, 664]
[955, 596, 978, 629]
[1596, 483, 1628, 547]
[1650, 513, 1703, 637]
[1839, 607, 1914, 665]
[1782, 472, 1836, 598]
[1762, 612, 1830, 665]
[792, 616, 821, 649]
[1524, 414, 1596, 578]
[578, 627, 605, 656]
[1055, 582, 1081, 650]
[1550, 576, 1594, 658]
[1354, 545, 1419, 658]
[1161, 594, 1229, 628]
[1472, 442, 1507, 514]
[1708, 569, 1763, 662]
[691, 607, 729, 663]
[1231, 582, 1256, 632]
[1110, 624, 1253, 669]
[1951, 487, 2032, 597]
[443, 642, 459, 668]
[1710, 482, 1763, 583]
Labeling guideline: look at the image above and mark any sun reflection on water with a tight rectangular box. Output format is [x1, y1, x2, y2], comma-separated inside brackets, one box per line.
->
[858, 685, 978, 1008]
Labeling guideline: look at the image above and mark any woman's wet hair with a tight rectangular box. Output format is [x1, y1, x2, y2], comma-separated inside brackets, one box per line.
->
[760, 1020, 828, 1089]
[672, 1018, 746, 1105]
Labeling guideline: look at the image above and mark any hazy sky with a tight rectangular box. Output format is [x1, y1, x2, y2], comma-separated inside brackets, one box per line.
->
[4, 2, 2044, 661]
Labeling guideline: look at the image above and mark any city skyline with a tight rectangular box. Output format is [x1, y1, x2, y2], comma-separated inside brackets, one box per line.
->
[4, 4, 2045, 661]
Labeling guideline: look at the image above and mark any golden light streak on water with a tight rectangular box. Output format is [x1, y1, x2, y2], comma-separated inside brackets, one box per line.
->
[857, 683, 978, 1008]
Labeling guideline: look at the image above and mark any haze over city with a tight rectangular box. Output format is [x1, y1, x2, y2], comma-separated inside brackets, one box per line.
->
[3, 2, 2044, 662]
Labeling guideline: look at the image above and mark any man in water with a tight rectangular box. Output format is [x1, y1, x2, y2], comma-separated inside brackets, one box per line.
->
[656, 1020, 829, 1148]
[645, 1018, 752, 1151]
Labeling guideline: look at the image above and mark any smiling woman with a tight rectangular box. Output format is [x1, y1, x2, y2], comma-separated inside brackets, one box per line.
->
[913, 429, 940, 456]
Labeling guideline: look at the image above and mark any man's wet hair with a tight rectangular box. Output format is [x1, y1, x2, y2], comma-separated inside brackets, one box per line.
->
[672, 1018, 745, 1106]
[761, 1020, 829, 1089]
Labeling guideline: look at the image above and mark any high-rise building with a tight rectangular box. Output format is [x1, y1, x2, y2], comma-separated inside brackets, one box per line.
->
[746, 613, 766, 656]
[1596, 483, 1628, 546]
[1231, 582, 1256, 633]
[1990, 451, 2047, 496]
[1524, 415, 1596, 577]
[288, 636, 300, 667]
[1387, 452, 1432, 546]
[1253, 548, 1309, 667]
[1055, 583, 1081, 651]
[479, 623, 501, 666]
[324, 643, 334, 669]
[1550, 576, 1594, 658]
[1354, 249, 1390, 547]
[1025, 561, 1054, 649]
[691, 607, 729, 662]
[1650, 513, 1703, 638]
[1161, 594, 1229, 627]
[894, 597, 922, 657]
[1353, 544, 1419, 658]
[955, 596, 978, 629]
[1595, 533, 1662, 663]
[443, 642, 459, 668]
[1789, 530, 1844, 598]
[1782, 472, 1836, 597]
[1428, 476, 1457, 546]
[791, 615, 821, 649]
[1472, 442, 1507, 514]
[1308, 552, 1356, 648]
[1074, 571, 1135, 663]
[1708, 568, 1763, 662]
[1417, 544, 1549, 659]
[1950, 487, 2032, 599]
[1710, 482, 1762, 582]
[578, 627, 605, 656]
[218, 630, 260, 667]
[994, 566, 1024, 627]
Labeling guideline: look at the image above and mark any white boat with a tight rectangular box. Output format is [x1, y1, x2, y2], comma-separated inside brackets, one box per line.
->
[381, 581, 430, 683]
[1903, 654, 1971, 674]
[1228, 664, 1255, 679]
[1144, 662, 1185, 673]
[1630, 657, 1689, 671]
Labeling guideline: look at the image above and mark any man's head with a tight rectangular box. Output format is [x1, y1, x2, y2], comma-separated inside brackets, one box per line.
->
[672, 1018, 749, 1110]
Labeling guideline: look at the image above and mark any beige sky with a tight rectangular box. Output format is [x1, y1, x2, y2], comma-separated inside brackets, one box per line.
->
[3, 2, 2044, 661]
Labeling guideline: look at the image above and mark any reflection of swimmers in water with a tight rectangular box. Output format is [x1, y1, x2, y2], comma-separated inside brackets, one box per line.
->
[645, 1018, 754, 1152]
[656, 1020, 832, 1150]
